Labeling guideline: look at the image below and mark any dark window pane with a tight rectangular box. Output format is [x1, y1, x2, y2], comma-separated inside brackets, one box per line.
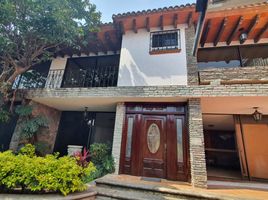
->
[151, 31, 178, 49]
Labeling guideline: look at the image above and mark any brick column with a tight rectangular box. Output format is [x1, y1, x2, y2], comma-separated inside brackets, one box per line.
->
[112, 102, 126, 174]
[9, 101, 61, 153]
[185, 26, 199, 85]
[188, 98, 207, 188]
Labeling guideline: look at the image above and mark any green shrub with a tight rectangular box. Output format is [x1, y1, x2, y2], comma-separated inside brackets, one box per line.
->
[0, 144, 96, 196]
[90, 143, 115, 179]
[34, 141, 50, 156]
[18, 144, 36, 157]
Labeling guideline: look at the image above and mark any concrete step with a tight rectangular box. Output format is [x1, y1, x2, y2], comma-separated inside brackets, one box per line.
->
[95, 187, 189, 200]
[94, 176, 248, 200]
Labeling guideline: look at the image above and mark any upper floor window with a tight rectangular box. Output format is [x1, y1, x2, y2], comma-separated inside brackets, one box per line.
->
[150, 30, 180, 54]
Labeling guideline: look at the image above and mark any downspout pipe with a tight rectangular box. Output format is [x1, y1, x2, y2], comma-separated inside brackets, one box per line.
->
[192, 0, 209, 56]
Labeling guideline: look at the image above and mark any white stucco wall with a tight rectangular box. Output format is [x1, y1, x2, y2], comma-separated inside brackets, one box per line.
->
[117, 25, 188, 86]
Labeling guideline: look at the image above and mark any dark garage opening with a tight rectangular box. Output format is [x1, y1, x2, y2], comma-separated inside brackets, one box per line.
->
[53, 111, 115, 156]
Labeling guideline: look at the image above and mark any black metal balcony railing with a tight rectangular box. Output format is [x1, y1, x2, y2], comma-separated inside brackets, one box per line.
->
[12, 61, 51, 89]
[62, 66, 118, 88]
[61, 56, 119, 88]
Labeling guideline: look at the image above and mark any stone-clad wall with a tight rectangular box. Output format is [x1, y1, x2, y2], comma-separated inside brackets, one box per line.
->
[199, 66, 268, 84]
[9, 101, 61, 153]
[112, 103, 126, 174]
[188, 98, 207, 188]
[185, 26, 199, 85]
[26, 84, 268, 100]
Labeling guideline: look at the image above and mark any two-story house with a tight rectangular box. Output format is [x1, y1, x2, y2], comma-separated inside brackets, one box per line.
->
[1, 0, 268, 189]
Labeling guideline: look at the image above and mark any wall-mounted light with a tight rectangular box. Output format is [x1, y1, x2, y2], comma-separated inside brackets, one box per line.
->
[252, 107, 262, 122]
[239, 32, 248, 44]
[83, 107, 95, 127]
[84, 107, 89, 122]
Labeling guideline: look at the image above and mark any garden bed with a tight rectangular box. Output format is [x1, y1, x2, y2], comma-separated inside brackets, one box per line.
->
[0, 145, 96, 196]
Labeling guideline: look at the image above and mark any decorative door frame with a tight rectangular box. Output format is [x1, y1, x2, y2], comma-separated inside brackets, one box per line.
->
[119, 103, 190, 182]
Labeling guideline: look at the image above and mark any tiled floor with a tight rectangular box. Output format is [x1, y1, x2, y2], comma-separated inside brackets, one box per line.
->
[104, 175, 268, 200]
[207, 167, 242, 180]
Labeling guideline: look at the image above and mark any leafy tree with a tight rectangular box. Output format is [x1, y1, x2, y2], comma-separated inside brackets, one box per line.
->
[0, 0, 101, 95]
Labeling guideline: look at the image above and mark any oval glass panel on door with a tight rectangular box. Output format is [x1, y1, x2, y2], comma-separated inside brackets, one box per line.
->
[147, 123, 160, 154]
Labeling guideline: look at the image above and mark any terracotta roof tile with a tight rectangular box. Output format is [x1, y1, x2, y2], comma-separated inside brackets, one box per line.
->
[112, 3, 196, 19]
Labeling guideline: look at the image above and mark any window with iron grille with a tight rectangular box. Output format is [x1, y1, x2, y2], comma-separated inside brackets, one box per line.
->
[150, 30, 180, 52]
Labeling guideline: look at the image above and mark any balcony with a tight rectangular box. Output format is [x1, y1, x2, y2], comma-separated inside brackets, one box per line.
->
[46, 55, 120, 89]
[13, 61, 51, 89]
[197, 44, 268, 85]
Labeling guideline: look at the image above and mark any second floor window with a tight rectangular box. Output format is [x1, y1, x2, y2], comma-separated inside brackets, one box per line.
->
[150, 30, 180, 53]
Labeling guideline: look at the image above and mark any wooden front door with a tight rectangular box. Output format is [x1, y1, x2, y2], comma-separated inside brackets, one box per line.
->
[141, 115, 167, 178]
[120, 104, 189, 182]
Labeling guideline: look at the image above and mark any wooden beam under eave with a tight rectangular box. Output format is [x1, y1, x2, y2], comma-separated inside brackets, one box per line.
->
[160, 15, 164, 30]
[200, 19, 211, 47]
[96, 40, 107, 54]
[173, 14, 178, 29]
[119, 21, 125, 35]
[247, 15, 260, 35]
[145, 17, 150, 32]
[241, 14, 259, 44]
[132, 18, 138, 33]
[187, 12, 193, 27]
[254, 21, 268, 43]
[226, 16, 243, 45]
[104, 31, 117, 52]
[213, 17, 227, 46]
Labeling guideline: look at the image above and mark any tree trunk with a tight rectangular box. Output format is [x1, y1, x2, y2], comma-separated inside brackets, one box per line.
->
[7, 71, 20, 84]
[0, 71, 8, 82]
[7, 66, 29, 84]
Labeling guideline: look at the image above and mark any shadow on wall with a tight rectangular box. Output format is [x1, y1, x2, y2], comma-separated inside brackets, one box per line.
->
[118, 46, 187, 86]
[119, 63, 148, 86]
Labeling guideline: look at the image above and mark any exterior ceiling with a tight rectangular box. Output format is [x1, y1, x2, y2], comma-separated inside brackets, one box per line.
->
[203, 114, 235, 131]
[208, 0, 267, 12]
[55, 23, 122, 57]
[201, 96, 268, 115]
[200, 2, 268, 47]
[31, 97, 188, 111]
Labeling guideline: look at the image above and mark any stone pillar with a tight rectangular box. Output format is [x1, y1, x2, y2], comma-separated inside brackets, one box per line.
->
[112, 102, 126, 174]
[185, 26, 199, 85]
[188, 98, 207, 188]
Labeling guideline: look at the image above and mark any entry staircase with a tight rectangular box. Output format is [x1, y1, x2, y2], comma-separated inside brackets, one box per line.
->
[93, 175, 245, 200]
